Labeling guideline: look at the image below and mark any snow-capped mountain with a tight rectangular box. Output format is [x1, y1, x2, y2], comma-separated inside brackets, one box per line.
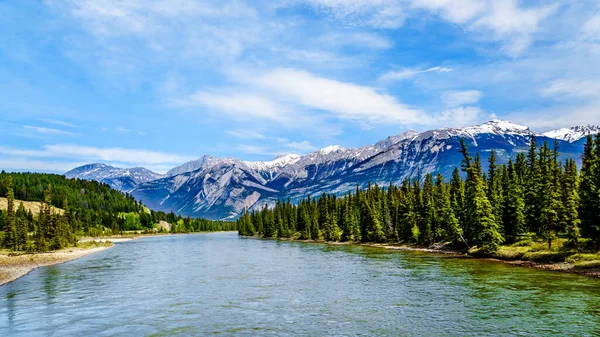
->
[165, 155, 220, 177]
[64, 163, 164, 192]
[65, 120, 599, 220]
[542, 125, 600, 143]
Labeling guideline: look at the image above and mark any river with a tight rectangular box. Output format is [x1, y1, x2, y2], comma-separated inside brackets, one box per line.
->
[1, 233, 599, 336]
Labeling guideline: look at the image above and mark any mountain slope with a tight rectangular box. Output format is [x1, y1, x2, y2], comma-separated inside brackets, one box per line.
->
[64, 163, 164, 192]
[66, 120, 598, 220]
[542, 125, 600, 143]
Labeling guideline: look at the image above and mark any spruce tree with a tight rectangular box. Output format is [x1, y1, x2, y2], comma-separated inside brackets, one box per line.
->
[579, 135, 598, 244]
[502, 160, 525, 243]
[562, 159, 581, 248]
[3, 176, 15, 250]
[487, 150, 503, 227]
[435, 173, 463, 245]
[461, 143, 503, 252]
[524, 135, 542, 234]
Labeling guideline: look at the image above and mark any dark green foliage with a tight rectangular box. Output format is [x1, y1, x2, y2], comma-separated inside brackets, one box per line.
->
[502, 160, 525, 243]
[579, 135, 600, 246]
[238, 135, 600, 253]
[0, 172, 235, 251]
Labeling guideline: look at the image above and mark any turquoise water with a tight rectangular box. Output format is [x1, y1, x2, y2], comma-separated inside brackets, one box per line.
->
[1, 233, 599, 336]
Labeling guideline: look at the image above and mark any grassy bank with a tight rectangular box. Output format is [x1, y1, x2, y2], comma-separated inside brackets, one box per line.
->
[0, 241, 113, 286]
[468, 238, 600, 278]
[261, 235, 600, 279]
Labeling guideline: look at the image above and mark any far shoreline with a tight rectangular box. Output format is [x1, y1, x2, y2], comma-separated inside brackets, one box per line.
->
[251, 236, 600, 279]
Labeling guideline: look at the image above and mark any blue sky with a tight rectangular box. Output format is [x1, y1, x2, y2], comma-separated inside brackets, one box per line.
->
[1, 0, 599, 173]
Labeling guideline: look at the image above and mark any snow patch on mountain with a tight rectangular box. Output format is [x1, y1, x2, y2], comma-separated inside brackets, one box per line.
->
[244, 154, 301, 170]
[542, 125, 600, 143]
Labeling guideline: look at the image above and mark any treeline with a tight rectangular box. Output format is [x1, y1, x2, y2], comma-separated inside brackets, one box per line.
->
[238, 135, 600, 253]
[0, 172, 235, 251]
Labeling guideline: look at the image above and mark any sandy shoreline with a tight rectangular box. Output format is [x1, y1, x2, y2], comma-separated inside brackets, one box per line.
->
[0, 245, 113, 287]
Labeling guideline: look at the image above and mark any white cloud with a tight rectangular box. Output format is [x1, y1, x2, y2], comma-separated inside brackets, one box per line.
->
[0, 159, 88, 173]
[379, 66, 452, 81]
[284, 140, 317, 152]
[442, 90, 483, 107]
[40, 119, 77, 128]
[226, 129, 267, 140]
[249, 68, 428, 125]
[298, 0, 557, 56]
[542, 79, 600, 99]
[180, 91, 293, 125]
[471, 1, 557, 56]
[582, 13, 600, 41]
[22, 125, 77, 136]
[0, 144, 195, 166]
[317, 32, 393, 49]
[410, 0, 485, 24]
[304, 0, 405, 29]
[438, 106, 484, 127]
[236, 144, 278, 156]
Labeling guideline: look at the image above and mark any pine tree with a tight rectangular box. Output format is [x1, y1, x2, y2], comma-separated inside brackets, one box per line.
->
[435, 173, 463, 245]
[579, 135, 598, 243]
[487, 150, 503, 227]
[421, 173, 436, 244]
[502, 160, 525, 243]
[524, 135, 542, 234]
[461, 142, 503, 252]
[562, 159, 581, 248]
[3, 176, 15, 250]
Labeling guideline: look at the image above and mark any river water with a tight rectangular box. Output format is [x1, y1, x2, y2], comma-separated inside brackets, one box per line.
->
[1, 233, 599, 336]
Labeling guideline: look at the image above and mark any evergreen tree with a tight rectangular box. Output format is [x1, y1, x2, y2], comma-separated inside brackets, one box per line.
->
[461, 144, 503, 252]
[502, 160, 525, 243]
[562, 159, 581, 248]
[524, 135, 542, 234]
[487, 150, 503, 227]
[3, 176, 15, 250]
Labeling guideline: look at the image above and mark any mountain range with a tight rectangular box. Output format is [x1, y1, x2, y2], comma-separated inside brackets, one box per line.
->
[64, 120, 600, 220]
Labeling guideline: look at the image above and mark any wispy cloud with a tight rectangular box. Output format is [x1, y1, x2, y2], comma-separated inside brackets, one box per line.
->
[40, 119, 77, 128]
[236, 144, 278, 156]
[179, 91, 293, 125]
[379, 66, 452, 82]
[0, 144, 195, 167]
[442, 90, 483, 107]
[22, 125, 77, 136]
[284, 140, 317, 153]
[542, 79, 600, 99]
[247, 67, 428, 125]
[303, 0, 405, 29]
[226, 129, 266, 140]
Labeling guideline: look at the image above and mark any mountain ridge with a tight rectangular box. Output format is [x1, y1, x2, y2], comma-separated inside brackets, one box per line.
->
[64, 120, 599, 219]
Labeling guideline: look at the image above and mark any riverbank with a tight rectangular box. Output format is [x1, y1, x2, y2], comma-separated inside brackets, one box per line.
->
[267, 236, 600, 279]
[0, 242, 113, 286]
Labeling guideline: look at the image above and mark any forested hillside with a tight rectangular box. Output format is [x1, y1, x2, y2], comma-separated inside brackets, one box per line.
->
[0, 172, 236, 252]
[238, 135, 600, 254]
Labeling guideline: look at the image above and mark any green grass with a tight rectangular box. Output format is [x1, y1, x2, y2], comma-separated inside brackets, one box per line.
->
[76, 240, 113, 249]
[474, 236, 600, 268]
